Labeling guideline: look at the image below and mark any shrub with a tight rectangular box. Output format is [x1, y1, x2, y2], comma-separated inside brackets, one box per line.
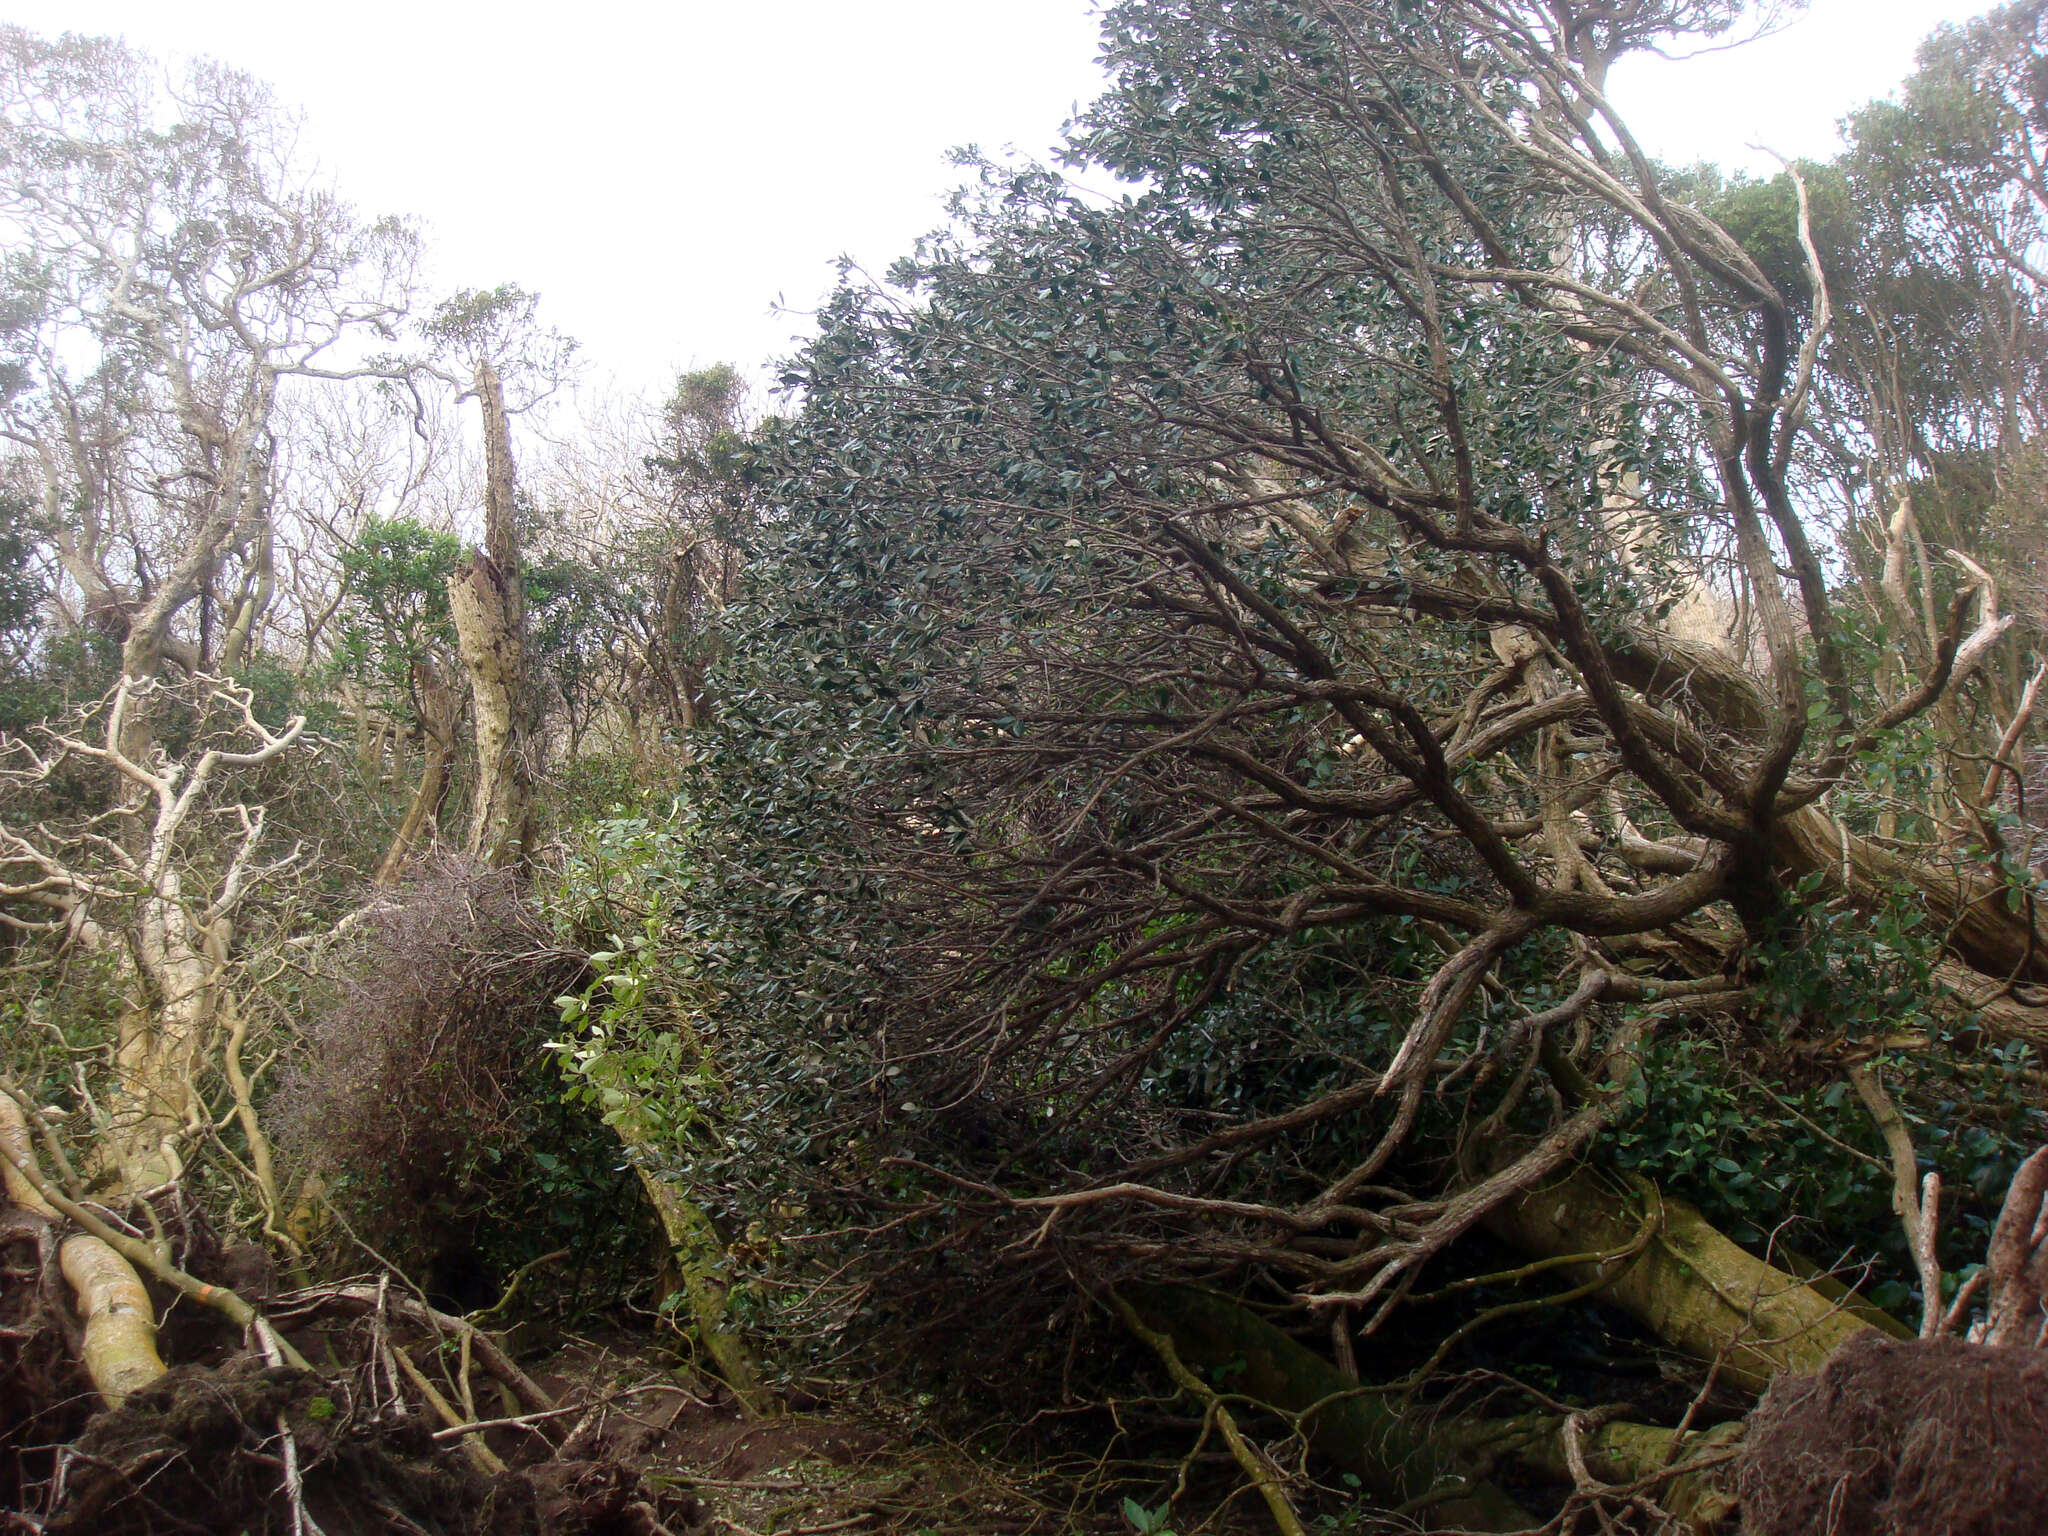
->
[276, 859, 654, 1314]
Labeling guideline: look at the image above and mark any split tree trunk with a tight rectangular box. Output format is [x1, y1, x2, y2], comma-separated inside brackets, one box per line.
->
[449, 360, 537, 870]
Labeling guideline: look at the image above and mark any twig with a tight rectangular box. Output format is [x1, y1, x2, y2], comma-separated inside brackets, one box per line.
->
[465, 1246, 570, 1324]
[428, 1401, 585, 1440]
[1109, 1289, 1308, 1536]
[389, 1343, 507, 1476]
[1847, 1061, 1944, 1337]
[255, 1319, 327, 1536]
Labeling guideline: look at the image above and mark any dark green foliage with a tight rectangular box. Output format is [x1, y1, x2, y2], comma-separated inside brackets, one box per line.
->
[333, 517, 461, 706]
[0, 491, 41, 658]
[553, 12, 2048, 1452]
[607, 0, 1762, 1386]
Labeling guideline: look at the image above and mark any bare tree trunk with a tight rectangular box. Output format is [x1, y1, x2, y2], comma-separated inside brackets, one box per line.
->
[61, 1234, 167, 1406]
[376, 660, 459, 885]
[449, 362, 536, 869]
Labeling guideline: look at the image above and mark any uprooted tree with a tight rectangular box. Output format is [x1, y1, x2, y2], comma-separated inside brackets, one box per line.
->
[8, 2, 2048, 1532]
[0, 26, 416, 1416]
[574, 0, 2048, 1524]
[0, 36, 700, 1531]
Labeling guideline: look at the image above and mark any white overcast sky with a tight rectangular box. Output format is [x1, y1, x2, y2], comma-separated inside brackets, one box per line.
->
[0, 0, 1995, 398]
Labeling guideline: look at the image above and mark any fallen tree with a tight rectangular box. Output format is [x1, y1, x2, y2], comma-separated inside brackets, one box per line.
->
[1120, 1280, 1745, 1533]
[639, 0, 2048, 1527]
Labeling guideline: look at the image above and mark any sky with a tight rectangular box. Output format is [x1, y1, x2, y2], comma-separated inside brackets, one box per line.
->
[0, 0, 1996, 399]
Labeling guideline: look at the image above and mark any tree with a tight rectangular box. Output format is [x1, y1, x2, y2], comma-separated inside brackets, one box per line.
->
[0, 29, 425, 1190]
[333, 516, 466, 881]
[0, 30, 420, 1413]
[637, 363, 755, 734]
[0, 27, 417, 744]
[420, 284, 574, 868]
[633, 0, 2048, 1522]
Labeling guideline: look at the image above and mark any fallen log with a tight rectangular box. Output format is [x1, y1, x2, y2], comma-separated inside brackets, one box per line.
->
[1123, 1281, 1533, 1531]
[1485, 1169, 1874, 1394]
[2, 1093, 166, 1407]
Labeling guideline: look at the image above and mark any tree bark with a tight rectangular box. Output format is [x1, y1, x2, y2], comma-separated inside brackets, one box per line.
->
[376, 660, 459, 885]
[60, 1234, 167, 1407]
[449, 361, 536, 869]
[1485, 1170, 1875, 1394]
[1610, 623, 2048, 999]
[1443, 1414, 1741, 1532]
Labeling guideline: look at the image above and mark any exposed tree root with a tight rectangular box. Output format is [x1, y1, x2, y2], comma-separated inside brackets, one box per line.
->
[33, 1356, 698, 1536]
[1739, 1333, 2048, 1536]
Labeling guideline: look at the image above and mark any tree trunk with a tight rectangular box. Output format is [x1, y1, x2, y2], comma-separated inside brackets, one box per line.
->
[449, 361, 536, 869]
[219, 522, 274, 676]
[1443, 1414, 1741, 1532]
[635, 1168, 773, 1415]
[2, 1095, 167, 1407]
[1485, 1169, 1875, 1394]
[61, 1234, 167, 1407]
[376, 660, 459, 885]
[1611, 624, 2048, 1005]
[106, 870, 223, 1187]
[1125, 1282, 1748, 1530]
[1776, 804, 2048, 990]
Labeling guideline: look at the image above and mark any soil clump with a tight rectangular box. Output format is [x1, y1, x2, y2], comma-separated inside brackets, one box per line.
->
[1740, 1331, 2048, 1536]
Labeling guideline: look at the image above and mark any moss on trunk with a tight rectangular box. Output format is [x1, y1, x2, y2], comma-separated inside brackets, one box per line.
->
[1485, 1169, 1875, 1393]
[1123, 1283, 1532, 1531]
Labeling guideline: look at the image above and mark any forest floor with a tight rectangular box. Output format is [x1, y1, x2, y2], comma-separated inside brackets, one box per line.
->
[522, 1333, 1088, 1536]
[3, 1289, 1135, 1536]
[20, 1262, 2048, 1533]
